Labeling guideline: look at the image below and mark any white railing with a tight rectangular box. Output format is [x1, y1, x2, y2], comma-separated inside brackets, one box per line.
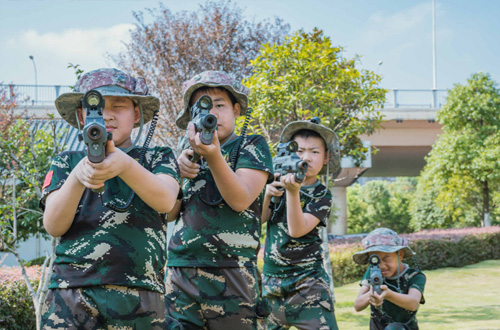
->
[2, 84, 448, 109]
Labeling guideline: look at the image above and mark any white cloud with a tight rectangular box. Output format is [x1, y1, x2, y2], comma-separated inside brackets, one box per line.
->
[2, 24, 135, 85]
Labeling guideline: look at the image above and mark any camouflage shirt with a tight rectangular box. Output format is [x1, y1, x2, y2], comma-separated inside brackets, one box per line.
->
[40, 147, 180, 293]
[263, 181, 333, 276]
[361, 265, 426, 329]
[167, 134, 273, 268]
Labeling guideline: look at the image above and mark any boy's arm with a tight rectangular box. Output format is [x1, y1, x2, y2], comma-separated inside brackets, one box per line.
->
[380, 286, 422, 312]
[43, 166, 87, 237]
[354, 285, 371, 312]
[206, 154, 268, 212]
[282, 174, 321, 238]
[188, 126, 269, 212]
[43, 154, 109, 237]
[261, 174, 283, 224]
[91, 141, 179, 213]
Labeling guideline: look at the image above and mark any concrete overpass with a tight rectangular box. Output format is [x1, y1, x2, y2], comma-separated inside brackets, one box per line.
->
[4, 84, 448, 235]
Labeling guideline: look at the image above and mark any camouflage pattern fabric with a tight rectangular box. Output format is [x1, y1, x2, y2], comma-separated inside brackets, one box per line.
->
[176, 70, 250, 129]
[361, 266, 426, 330]
[165, 267, 267, 330]
[40, 146, 180, 293]
[262, 269, 338, 330]
[41, 285, 182, 330]
[167, 134, 273, 268]
[263, 181, 333, 276]
[55, 68, 160, 128]
[353, 227, 416, 265]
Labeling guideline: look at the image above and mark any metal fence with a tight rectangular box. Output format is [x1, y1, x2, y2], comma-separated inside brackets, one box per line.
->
[1, 84, 73, 106]
[2, 84, 448, 109]
[384, 89, 447, 109]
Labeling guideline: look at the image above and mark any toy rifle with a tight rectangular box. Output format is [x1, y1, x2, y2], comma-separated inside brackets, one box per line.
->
[78, 89, 112, 193]
[188, 95, 217, 163]
[271, 140, 309, 204]
[369, 254, 383, 295]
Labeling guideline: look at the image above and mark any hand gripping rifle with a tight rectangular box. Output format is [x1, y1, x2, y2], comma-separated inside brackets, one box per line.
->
[369, 254, 383, 295]
[78, 89, 112, 193]
[271, 140, 309, 204]
[188, 95, 217, 163]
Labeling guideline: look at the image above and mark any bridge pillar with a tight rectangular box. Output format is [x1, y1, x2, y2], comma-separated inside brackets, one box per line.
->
[329, 186, 347, 235]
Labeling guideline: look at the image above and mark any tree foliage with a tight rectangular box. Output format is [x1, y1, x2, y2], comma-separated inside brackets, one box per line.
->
[0, 86, 68, 247]
[412, 73, 500, 228]
[244, 29, 386, 165]
[347, 178, 417, 234]
[113, 0, 290, 147]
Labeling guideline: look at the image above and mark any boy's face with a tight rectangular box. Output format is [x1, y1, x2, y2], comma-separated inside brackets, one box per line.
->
[190, 88, 240, 145]
[77, 96, 140, 149]
[371, 251, 405, 278]
[293, 135, 328, 182]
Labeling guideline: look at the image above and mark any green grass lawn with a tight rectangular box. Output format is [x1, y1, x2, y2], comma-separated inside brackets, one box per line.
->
[332, 260, 500, 330]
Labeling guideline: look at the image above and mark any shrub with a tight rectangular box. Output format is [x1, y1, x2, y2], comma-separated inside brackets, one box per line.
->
[24, 256, 47, 267]
[0, 281, 36, 330]
[0, 266, 40, 329]
[329, 226, 500, 286]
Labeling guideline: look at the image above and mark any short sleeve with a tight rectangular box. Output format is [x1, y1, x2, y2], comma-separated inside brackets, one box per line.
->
[147, 146, 181, 185]
[39, 151, 74, 210]
[360, 267, 370, 287]
[235, 135, 274, 183]
[303, 191, 333, 227]
[409, 272, 426, 298]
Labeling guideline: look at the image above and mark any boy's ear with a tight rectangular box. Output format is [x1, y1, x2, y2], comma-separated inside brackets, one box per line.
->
[77, 108, 85, 126]
[399, 250, 405, 260]
[233, 103, 241, 117]
[134, 105, 141, 124]
[323, 150, 330, 165]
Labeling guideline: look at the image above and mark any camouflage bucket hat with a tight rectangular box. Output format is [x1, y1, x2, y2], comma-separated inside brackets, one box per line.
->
[352, 228, 416, 265]
[55, 68, 160, 128]
[280, 118, 341, 177]
[175, 70, 250, 130]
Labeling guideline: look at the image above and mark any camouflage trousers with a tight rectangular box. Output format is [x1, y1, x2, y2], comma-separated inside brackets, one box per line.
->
[262, 269, 339, 330]
[165, 267, 268, 330]
[41, 285, 182, 330]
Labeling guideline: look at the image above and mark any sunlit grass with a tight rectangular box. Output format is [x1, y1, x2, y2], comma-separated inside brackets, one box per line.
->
[331, 260, 500, 330]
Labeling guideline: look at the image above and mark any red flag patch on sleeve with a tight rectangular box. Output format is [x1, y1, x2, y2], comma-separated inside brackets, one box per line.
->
[42, 170, 54, 190]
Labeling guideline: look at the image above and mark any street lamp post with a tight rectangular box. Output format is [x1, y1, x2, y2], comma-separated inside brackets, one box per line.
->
[29, 55, 38, 105]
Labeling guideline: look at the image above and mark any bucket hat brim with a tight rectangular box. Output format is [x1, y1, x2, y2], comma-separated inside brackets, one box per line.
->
[175, 72, 249, 130]
[55, 87, 160, 129]
[280, 120, 341, 177]
[352, 245, 416, 265]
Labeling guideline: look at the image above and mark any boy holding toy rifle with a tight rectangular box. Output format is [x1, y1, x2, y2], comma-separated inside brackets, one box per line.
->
[261, 117, 341, 330]
[40, 68, 181, 329]
[165, 70, 274, 329]
[353, 228, 426, 330]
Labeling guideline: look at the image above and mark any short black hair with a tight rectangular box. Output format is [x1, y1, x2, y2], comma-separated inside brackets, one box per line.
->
[190, 86, 237, 107]
[291, 129, 327, 151]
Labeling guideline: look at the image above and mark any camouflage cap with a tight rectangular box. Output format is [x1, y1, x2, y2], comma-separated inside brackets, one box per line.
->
[175, 70, 250, 130]
[352, 228, 416, 265]
[280, 118, 341, 177]
[55, 68, 160, 128]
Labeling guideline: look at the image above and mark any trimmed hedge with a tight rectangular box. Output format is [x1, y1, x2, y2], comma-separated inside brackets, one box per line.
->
[329, 226, 500, 286]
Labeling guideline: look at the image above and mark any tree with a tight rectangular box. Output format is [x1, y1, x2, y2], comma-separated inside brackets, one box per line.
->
[347, 178, 416, 234]
[1, 85, 67, 329]
[243, 29, 386, 165]
[413, 73, 500, 228]
[112, 0, 290, 147]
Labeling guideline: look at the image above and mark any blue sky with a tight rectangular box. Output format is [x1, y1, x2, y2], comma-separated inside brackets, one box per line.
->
[1, 0, 499, 90]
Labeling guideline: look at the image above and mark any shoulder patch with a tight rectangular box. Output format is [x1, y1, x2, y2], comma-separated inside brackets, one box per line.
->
[42, 170, 54, 190]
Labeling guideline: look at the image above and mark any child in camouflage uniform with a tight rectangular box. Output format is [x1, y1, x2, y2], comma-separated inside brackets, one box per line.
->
[165, 70, 274, 329]
[353, 228, 426, 330]
[261, 118, 341, 330]
[40, 68, 181, 329]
